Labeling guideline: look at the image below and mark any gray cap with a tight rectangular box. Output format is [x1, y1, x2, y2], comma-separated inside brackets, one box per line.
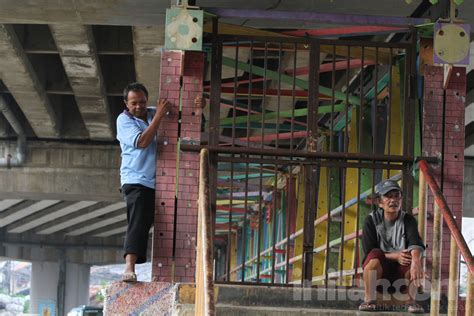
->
[375, 179, 402, 196]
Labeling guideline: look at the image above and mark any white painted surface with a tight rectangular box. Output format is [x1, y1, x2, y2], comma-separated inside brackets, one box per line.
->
[37, 202, 125, 234]
[67, 213, 127, 236]
[8, 201, 97, 233]
[0, 200, 60, 227]
[95, 226, 128, 237]
[0, 199, 23, 212]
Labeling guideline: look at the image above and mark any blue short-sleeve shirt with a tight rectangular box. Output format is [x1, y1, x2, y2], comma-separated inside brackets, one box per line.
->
[116, 109, 157, 189]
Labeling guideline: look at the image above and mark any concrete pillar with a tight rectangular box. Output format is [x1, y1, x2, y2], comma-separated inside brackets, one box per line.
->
[422, 65, 466, 292]
[65, 263, 90, 313]
[30, 261, 90, 315]
[153, 51, 204, 282]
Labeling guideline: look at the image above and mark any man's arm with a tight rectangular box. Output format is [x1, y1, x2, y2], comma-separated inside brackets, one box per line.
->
[385, 251, 412, 265]
[386, 215, 425, 267]
[409, 248, 424, 287]
[405, 214, 424, 286]
[361, 215, 379, 260]
[405, 214, 425, 251]
[137, 98, 170, 148]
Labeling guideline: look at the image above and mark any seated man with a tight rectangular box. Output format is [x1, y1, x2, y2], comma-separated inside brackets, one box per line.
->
[359, 179, 425, 313]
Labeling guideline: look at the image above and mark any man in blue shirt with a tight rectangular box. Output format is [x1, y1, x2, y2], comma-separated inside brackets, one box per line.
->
[116, 82, 171, 282]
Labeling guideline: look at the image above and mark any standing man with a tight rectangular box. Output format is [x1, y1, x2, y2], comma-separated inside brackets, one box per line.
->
[359, 180, 425, 313]
[117, 82, 171, 282]
[117, 82, 205, 282]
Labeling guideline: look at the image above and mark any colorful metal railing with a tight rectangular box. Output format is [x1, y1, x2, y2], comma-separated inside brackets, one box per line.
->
[191, 17, 472, 316]
[182, 24, 419, 289]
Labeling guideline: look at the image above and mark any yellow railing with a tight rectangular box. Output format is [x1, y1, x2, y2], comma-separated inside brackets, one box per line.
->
[195, 149, 215, 315]
[418, 160, 473, 316]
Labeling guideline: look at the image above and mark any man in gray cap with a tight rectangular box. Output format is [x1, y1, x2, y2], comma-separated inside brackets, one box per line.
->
[359, 179, 425, 313]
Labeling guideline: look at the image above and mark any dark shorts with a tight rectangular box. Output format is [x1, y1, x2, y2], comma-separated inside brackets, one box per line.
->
[122, 183, 155, 264]
[363, 249, 410, 284]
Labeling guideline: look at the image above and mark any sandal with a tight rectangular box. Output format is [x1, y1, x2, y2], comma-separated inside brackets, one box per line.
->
[122, 272, 137, 282]
[407, 303, 424, 314]
[358, 300, 377, 311]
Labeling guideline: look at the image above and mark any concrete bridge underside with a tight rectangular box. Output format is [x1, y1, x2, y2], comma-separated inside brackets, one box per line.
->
[1, 1, 474, 260]
[0, 141, 125, 264]
[1, 0, 474, 313]
[1, 0, 462, 265]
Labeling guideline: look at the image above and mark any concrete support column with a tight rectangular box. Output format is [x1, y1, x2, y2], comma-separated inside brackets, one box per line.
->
[65, 262, 90, 314]
[153, 51, 204, 282]
[30, 261, 90, 315]
[422, 66, 466, 294]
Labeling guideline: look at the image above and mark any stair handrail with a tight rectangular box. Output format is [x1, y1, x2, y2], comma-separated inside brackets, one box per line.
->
[418, 159, 473, 316]
[195, 149, 215, 315]
[418, 160, 474, 274]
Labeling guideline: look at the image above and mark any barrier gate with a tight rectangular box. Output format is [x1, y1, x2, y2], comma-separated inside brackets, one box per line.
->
[191, 29, 418, 287]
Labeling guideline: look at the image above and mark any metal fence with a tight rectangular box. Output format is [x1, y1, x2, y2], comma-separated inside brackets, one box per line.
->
[188, 27, 418, 286]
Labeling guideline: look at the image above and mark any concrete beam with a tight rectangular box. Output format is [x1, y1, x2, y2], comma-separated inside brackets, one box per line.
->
[0, 230, 123, 264]
[94, 222, 128, 237]
[0, 113, 9, 137]
[132, 26, 165, 103]
[0, 200, 61, 227]
[466, 88, 474, 107]
[27, 201, 110, 234]
[0, 25, 60, 137]
[0, 199, 23, 212]
[36, 202, 126, 235]
[66, 211, 127, 236]
[0, 0, 167, 25]
[7, 201, 98, 233]
[0, 141, 121, 201]
[50, 24, 114, 140]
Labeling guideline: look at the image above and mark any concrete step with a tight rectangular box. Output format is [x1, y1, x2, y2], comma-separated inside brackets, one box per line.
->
[177, 284, 433, 312]
[176, 303, 432, 315]
[104, 282, 438, 315]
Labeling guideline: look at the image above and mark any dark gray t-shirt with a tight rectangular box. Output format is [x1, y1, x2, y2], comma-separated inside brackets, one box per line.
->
[370, 208, 424, 253]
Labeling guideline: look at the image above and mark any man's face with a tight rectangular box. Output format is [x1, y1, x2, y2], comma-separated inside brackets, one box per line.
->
[378, 190, 402, 215]
[125, 90, 148, 118]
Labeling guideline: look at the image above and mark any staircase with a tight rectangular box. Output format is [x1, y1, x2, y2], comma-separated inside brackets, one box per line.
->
[192, 152, 471, 316]
[104, 281, 437, 315]
[176, 283, 434, 315]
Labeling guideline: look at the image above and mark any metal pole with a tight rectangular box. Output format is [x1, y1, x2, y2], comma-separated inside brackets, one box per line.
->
[418, 170, 427, 289]
[195, 149, 214, 316]
[466, 271, 473, 316]
[180, 144, 436, 163]
[430, 203, 442, 316]
[301, 39, 320, 286]
[208, 16, 221, 284]
[447, 235, 459, 316]
[195, 178, 204, 315]
[418, 171, 427, 241]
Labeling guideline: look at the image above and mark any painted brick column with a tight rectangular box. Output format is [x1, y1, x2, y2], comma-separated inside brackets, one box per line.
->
[153, 51, 204, 282]
[422, 65, 465, 292]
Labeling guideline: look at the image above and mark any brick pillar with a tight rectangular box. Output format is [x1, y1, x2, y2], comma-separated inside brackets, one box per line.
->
[422, 65, 465, 292]
[153, 51, 204, 282]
